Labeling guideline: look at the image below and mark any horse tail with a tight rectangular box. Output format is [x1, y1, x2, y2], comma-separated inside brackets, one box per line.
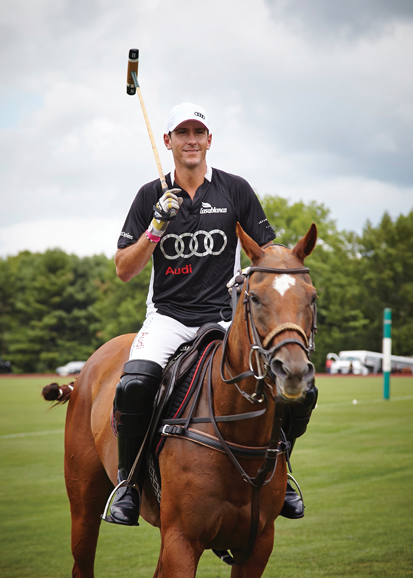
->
[42, 381, 74, 405]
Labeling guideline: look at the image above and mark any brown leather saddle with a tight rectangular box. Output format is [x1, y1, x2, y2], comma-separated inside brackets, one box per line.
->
[147, 322, 226, 465]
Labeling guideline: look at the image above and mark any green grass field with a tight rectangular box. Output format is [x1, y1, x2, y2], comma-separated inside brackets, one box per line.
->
[0, 374, 412, 577]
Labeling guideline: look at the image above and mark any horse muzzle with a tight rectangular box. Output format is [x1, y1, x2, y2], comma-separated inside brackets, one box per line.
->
[270, 355, 315, 401]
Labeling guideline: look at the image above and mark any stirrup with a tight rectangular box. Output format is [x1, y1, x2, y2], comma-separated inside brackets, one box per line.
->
[287, 472, 304, 504]
[101, 479, 140, 525]
[279, 473, 305, 520]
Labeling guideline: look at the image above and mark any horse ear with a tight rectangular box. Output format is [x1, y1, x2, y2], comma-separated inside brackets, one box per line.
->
[236, 223, 265, 263]
[292, 223, 318, 262]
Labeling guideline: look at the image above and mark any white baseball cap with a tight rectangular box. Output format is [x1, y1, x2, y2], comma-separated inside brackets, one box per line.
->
[166, 102, 210, 133]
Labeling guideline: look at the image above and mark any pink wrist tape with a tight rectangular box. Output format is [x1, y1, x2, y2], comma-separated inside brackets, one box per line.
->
[145, 229, 161, 243]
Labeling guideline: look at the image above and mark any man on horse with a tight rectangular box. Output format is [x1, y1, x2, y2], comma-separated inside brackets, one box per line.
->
[109, 103, 316, 526]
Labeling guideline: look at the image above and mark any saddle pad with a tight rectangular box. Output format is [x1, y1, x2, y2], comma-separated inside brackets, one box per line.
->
[148, 343, 214, 504]
[154, 344, 211, 457]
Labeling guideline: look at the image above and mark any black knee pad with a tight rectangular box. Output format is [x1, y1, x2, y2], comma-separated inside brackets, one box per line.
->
[115, 360, 163, 409]
[114, 360, 163, 438]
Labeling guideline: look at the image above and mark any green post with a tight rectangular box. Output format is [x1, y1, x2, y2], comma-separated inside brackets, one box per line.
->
[383, 308, 392, 400]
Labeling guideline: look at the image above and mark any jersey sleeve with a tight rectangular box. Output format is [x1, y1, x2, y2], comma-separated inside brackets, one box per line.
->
[117, 180, 160, 249]
[233, 177, 275, 246]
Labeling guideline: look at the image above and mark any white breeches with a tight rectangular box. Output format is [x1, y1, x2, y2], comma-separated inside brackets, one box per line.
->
[129, 310, 230, 369]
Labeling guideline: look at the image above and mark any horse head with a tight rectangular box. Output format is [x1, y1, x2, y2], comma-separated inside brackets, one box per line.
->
[236, 222, 318, 402]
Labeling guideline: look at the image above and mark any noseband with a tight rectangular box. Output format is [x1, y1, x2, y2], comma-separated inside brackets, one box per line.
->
[220, 265, 317, 403]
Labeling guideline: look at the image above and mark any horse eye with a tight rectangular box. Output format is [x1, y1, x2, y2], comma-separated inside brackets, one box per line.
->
[250, 294, 260, 304]
[311, 294, 318, 304]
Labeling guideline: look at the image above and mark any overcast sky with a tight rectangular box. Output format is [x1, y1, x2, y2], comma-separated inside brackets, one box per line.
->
[1, 0, 412, 258]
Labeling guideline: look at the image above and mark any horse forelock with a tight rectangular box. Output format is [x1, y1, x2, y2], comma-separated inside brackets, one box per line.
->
[259, 243, 306, 270]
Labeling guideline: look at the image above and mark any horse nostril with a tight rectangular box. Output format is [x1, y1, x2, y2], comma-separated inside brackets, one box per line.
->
[271, 358, 315, 384]
[304, 362, 315, 383]
[271, 358, 289, 379]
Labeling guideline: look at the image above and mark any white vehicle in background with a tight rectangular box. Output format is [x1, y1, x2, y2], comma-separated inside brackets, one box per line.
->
[56, 361, 86, 376]
[327, 353, 369, 375]
[327, 350, 413, 375]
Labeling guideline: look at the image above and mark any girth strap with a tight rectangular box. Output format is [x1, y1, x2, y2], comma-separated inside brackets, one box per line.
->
[160, 425, 289, 460]
[159, 405, 267, 426]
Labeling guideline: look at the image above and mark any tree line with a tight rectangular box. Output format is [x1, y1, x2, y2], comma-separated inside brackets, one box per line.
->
[1, 198, 412, 373]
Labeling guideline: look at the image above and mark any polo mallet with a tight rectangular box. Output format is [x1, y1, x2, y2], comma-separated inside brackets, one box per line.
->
[127, 49, 173, 207]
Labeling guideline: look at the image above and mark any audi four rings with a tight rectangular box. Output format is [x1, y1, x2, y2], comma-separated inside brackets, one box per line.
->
[160, 230, 228, 260]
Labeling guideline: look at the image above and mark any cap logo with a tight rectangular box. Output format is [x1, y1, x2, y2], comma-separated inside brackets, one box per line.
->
[194, 112, 205, 119]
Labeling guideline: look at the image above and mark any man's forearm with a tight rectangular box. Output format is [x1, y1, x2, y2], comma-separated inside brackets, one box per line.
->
[115, 233, 156, 282]
[116, 188, 183, 282]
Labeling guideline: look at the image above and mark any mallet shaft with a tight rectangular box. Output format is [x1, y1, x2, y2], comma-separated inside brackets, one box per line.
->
[132, 72, 168, 193]
[127, 49, 169, 194]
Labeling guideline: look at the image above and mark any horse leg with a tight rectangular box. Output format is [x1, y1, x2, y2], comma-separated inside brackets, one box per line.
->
[154, 526, 204, 578]
[67, 467, 112, 577]
[230, 523, 275, 578]
[152, 541, 163, 578]
[65, 414, 113, 577]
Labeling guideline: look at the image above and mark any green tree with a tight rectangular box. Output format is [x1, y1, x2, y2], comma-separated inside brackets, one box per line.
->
[257, 195, 369, 371]
[92, 259, 152, 343]
[0, 258, 16, 360]
[4, 250, 108, 372]
[1, 200, 411, 375]
[355, 211, 413, 357]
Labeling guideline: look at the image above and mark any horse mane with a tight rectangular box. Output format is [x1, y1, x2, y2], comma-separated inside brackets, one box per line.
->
[42, 382, 74, 406]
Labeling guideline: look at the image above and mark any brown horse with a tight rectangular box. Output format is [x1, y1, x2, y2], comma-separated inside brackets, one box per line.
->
[43, 223, 317, 578]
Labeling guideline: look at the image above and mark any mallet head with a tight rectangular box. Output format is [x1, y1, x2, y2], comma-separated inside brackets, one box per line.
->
[127, 49, 139, 95]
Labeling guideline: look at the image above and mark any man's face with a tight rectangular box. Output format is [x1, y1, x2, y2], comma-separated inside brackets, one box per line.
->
[164, 120, 212, 169]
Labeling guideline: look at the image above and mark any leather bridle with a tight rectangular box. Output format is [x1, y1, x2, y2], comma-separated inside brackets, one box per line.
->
[220, 265, 317, 403]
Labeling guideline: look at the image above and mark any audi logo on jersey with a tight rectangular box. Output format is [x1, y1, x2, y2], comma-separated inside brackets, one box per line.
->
[160, 229, 228, 260]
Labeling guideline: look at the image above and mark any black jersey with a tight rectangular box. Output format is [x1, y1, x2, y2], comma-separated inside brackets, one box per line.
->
[118, 167, 275, 326]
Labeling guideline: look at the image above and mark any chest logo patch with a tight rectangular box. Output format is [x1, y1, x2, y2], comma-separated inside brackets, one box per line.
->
[160, 230, 227, 260]
[272, 274, 296, 297]
[200, 202, 227, 214]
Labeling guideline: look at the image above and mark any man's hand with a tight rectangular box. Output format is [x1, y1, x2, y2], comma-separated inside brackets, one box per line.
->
[147, 188, 183, 239]
[156, 189, 183, 218]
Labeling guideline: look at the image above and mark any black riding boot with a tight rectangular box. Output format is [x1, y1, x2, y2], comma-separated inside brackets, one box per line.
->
[110, 432, 142, 526]
[280, 382, 318, 519]
[109, 359, 163, 526]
